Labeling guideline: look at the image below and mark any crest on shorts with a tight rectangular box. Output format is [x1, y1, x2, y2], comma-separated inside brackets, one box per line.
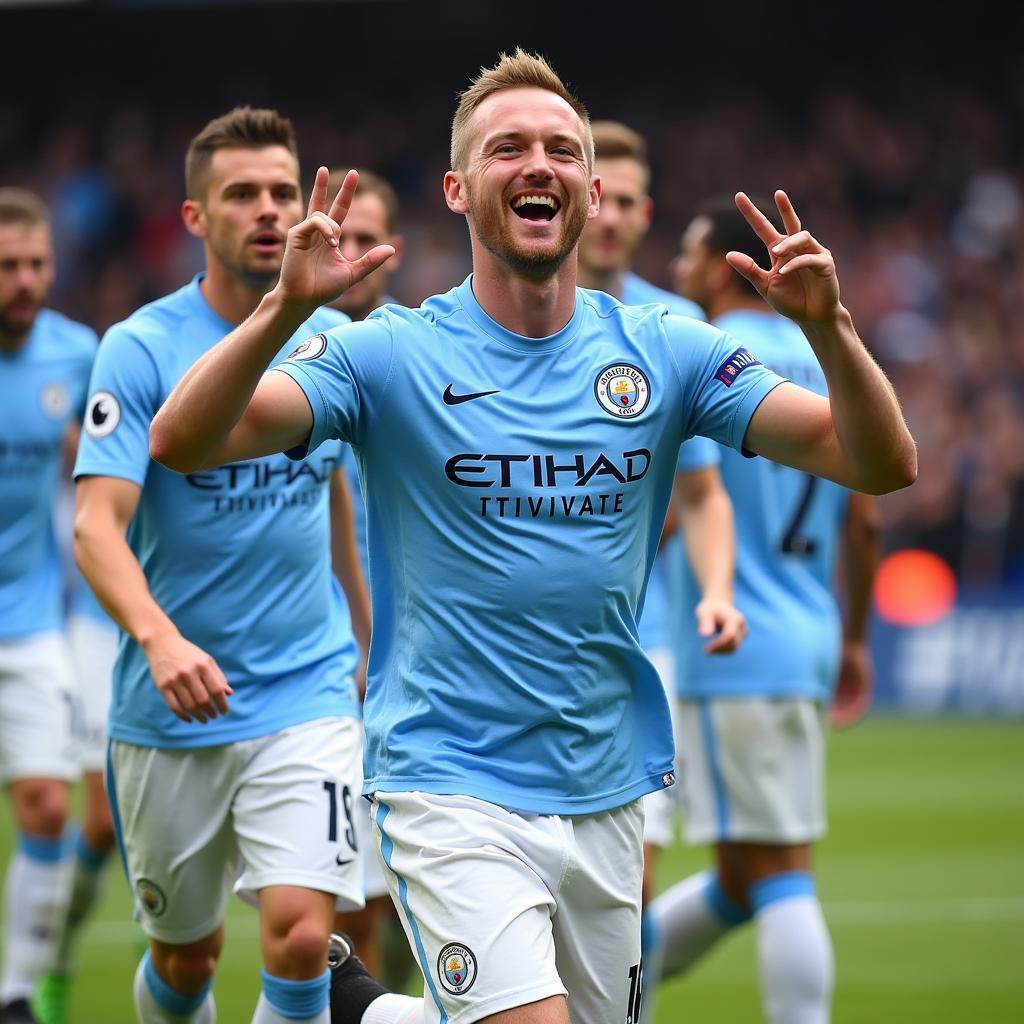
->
[594, 363, 651, 419]
[437, 942, 477, 995]
[287, 333, 328, 362]
[135, 877, 167, 917]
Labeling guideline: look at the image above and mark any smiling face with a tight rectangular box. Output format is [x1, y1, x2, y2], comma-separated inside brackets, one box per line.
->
[183, 145, 303, 288]
[447, 87, 598, 280]
[578, 156, 652, 276]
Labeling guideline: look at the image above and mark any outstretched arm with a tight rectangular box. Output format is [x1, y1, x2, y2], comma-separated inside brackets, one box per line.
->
[150, 169, 394, 473]
[735, 191, 917, 495]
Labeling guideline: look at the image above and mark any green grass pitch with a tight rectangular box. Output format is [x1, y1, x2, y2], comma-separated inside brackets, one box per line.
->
[2, 718, 1021, 1022]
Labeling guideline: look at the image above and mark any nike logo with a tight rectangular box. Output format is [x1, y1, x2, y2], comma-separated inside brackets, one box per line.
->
[443, 384, 501, 406]
[336, 854, 353, 866]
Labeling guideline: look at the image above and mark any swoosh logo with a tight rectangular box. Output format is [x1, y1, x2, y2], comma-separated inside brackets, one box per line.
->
[336, 854, 353, 866]
[443, 384, 501, 406]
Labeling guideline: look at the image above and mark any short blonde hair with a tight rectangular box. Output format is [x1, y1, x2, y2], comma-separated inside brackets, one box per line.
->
[591, 120, 651, 190]
[450, 49, 593, 171]
[0, 188, 50, 228]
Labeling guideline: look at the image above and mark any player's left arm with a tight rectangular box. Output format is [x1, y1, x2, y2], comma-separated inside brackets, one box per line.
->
[329, 467, 371, 698]
[732, 191, 917, 495]
[675, 465, 746, 654]
[831, 491, 881, 728]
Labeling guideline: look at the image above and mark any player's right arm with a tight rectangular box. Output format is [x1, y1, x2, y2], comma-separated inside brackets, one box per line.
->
[74, 476, 231, 724]
[150, 169, 394, 473]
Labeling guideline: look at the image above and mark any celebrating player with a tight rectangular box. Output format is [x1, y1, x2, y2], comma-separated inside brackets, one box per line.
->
[73, 107, 371, 1024]
[150, 51, 916, 1024]
[0, 189, 97, 1024]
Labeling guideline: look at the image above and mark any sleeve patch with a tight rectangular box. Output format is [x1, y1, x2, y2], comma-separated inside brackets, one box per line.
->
[714, 347, 761, 387]
[287, 333, 328, 362]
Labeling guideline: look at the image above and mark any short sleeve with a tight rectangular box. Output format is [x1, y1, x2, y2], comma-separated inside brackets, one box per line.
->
[73, 323, 163, 486]
[676, 435, 722, 473]
[663, 314, 786, 454]
[273, 317, 394, 458]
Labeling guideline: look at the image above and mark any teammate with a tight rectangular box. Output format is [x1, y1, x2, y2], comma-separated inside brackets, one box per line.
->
[0, 189, 97, 1024]
[648, 196, 883, 1024]
[150, 51, 916, 1024]
[72, 107, 372, 1024]
[322, 167, 416, 990]
[576, 120, 743, 964]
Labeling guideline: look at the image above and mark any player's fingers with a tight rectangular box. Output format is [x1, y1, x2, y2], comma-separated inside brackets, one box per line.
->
[347, 243, 396, 283]
[771, 230, 820, 257]
[777, 252, 835, 276]
[163, 687, 192, 724]
[775, 190, 802, 235]
[307, 166, 330, 219]
[734, 192, 783, 249]
[694, 604, 716, 638]
[327, 169, 360, 226]
[199, 660, 232, 716]
[725, 251, 768, 293]
[705, 613, 745, 654]
[179, 674, 215, 723]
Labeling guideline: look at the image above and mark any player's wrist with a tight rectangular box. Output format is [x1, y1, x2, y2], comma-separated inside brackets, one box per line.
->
[136, 618, 180, 651]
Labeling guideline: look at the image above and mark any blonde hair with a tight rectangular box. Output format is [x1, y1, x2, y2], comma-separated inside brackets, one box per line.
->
[0, 188, 50, 228]
[450, 49, 593, 171]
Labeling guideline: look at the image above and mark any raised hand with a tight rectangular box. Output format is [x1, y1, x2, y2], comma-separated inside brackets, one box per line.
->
[277, 167, 396, 308]
[727, 190, 841, 325]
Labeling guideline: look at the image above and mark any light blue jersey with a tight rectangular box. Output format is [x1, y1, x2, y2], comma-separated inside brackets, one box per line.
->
[0, 309, 97, 640]
[276, 277, 784, 814]
[620, 273, 704, 655]
[73, 276, 359, 749]
[673, 309, 850, 703]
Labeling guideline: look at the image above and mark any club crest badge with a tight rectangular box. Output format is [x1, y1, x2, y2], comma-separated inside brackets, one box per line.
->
[437, 942, 477, 995]
[39, 382, 70, 419]
[594, 363, 651, 419]
[135, 877, 167, 917]
[287, 333, 328, 362]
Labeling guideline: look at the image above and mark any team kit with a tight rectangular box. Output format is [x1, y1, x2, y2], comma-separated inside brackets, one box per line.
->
[0, 49, 914, 1024]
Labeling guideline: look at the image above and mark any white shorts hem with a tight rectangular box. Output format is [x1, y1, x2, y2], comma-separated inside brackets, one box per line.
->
[236, 870, 365, 912]
[0, 762, 78, 784]
[442, 980, 568, 1024]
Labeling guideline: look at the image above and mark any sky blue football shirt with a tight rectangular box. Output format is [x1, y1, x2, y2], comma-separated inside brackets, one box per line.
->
[0, 309, 96, 640]
[73, 276, 359, 748]
[673, 309, 850, 703]
[276, 276, 784, 814]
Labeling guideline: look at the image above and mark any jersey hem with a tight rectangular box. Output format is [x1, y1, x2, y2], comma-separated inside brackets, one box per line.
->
[363, 771, 673, 816]
[676, 686, 829, 702]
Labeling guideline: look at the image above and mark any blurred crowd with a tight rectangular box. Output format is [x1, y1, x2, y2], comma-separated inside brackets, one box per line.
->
[3, 76, 1023, 589]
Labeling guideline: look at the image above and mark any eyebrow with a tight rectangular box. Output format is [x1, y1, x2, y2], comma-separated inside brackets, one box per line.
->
[479, 128, 583, 151]
[219, 179, 300, 195]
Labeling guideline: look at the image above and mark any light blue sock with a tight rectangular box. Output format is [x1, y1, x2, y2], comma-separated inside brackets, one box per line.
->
[252, 968, 329, 1023]
[134, 951, 215, 1022]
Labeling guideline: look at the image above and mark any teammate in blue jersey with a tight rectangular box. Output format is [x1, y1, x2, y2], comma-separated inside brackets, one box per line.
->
[150, 51, 915, 1024]
[649, 197, 883, 1024]
[72, 108, 373, 1024]
[0, 188, 97, 1024]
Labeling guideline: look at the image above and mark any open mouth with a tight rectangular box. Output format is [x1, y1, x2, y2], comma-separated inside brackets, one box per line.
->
[511, 194, 560, 222]
[250, 231, 283, 250]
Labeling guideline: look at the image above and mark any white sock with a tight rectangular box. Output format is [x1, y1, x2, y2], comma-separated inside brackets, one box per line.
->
[752, 874, 834, 1024]
[253, 968, 329, 1024]
[0, 834, 71, 1003]
[360, 993, 425, 1024]
[649, 870, 750, 981]
[133, 952, 216, 1023]
[54, 831, 109, 972]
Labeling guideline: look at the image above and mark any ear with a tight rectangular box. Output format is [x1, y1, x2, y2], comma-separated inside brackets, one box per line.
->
[387, 234, 405, 272]
[444, 171, 470, 215]
[181, 199, 207, 239]
[587, 174, 602, 221]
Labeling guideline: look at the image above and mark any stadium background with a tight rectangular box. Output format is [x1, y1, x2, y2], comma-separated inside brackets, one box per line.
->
[1, 0, 1021, 1020]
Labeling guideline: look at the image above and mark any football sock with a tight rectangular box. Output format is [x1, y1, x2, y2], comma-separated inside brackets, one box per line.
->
[54, 828, 110, 972]
[253, 969, 329, 1024]
[751, 872, 833, 1024]
[0, 832, 71, 1004]
[638, 908, 660, 1024]
[649, 870, 751, 981]
[360, 994, 425, 1024]
[134, 951, 216, 1023]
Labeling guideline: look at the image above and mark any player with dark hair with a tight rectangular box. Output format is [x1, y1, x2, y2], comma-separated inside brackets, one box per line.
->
[151, 52, 915, 1024]
[647, 196, 882, 1024]
[73, 106, 372, 1024]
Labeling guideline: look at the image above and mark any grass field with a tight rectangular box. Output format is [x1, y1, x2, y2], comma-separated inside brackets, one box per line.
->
[2, 718, 1022, 1023]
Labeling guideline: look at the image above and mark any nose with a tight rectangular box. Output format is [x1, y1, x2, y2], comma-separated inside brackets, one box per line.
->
[256, 188, 279, 222]
[15, 261, 40, 290]
[522, 141, 554, 183]
[340, 236, 362, 262]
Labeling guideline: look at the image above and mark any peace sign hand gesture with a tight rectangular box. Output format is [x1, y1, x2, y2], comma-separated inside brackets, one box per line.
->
[727, 191, 840, 325]
[278, 167, 395, 309]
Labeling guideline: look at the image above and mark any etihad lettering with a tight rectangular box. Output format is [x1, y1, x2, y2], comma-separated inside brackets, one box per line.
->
[186, 455, 338, 492]
[445, 449, 651, 489]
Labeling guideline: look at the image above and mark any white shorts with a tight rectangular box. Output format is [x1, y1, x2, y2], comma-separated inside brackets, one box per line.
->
[677, 697, 827, 846]
[67, 614, 117, 773]
[372, 791, 646, 1024]
[108, 716, 365, 944]
[354, 790, 389, 901]
[0, 631, 80, 784]
[641, 648, 681, 849]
